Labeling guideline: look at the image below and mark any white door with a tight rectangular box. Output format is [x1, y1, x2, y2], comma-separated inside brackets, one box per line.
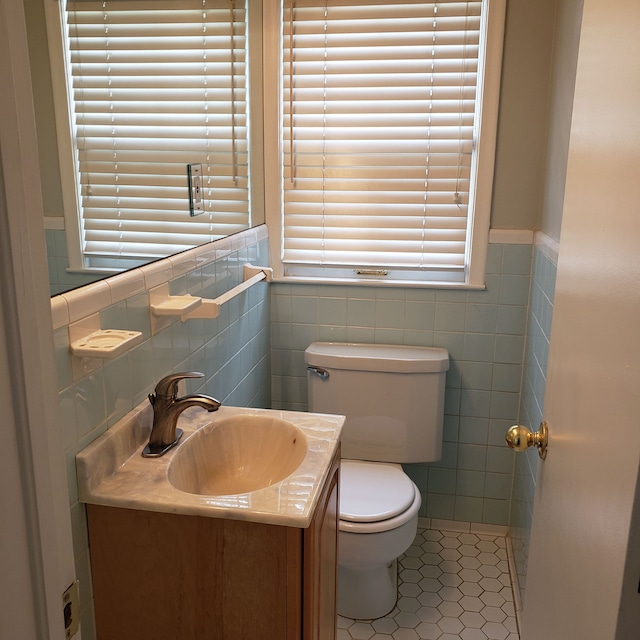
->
[520, 0, 640, 638]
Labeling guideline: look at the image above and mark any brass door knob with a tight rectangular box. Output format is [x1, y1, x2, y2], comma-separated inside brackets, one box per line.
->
[505, 421, 548, 459]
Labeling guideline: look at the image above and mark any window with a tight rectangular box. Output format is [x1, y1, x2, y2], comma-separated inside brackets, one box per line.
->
[50, 0, 261, 272]
[266, 0, 505, 286]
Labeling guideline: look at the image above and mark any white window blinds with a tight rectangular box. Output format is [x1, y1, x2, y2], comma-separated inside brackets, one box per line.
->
[64, 0, 250, 266]
[282, 0, 487, 283]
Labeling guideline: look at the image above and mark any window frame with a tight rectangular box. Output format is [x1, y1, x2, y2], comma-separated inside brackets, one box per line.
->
[263, 0, 506, 288]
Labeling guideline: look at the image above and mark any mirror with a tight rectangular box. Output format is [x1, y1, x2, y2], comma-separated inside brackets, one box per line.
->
[25, 0, 264, 296]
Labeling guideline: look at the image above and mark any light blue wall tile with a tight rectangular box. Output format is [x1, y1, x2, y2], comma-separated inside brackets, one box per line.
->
[486, 445, 515, 474]
[403, 329, 434, 346]
[490, 391, 520, 420]
[374, 328, 404, 344]
[404, 301, 436, 331]
[403, 464, 429, 492]
[509, 245, 556, 602]
[459, 416, 489, 445]
[483, 498, 510, 525]
[454, 496, 484, 522]
[74, 371, 106, 438]
[499, 275, 531, 306]
[434, 332, 465, 361]
[318, 325, 348, 342]
[496, 305, 527, 335]
[435, 302, 467, 332]
[484, 472, 513, 500]
[292, 296, 318, 323]
[460, 389, 491, 418]
[433, 441, 458, 469]
[291, 323, 320, 351]
[347, 298, 376, 326]
[426, 493, 456, 519]
[54, 327, 73, 390]
[494, 336, 525, 364]
[458, 444, 487, 471]
[59, 387, 79, 450]
[346, 326, 375, 343]
[444, 387, 461, 415]
[465, 304, 498, 333]
[463, 333, 496, 362]
[125, 293, 151, 339]
[406, 288, 436, 302]
[461, 362, 493, 391]
[318, 297, 347, 325]
[492, 364, 522, 393]
[502, 244, 533, 275]
[485, 244, 504, 274]
[457, 470, 486, 497]
[442, 415, 460, 443]
[375, 299, 406, 329]
[428, 467, 457, 494]
[103, 355, 133, 423]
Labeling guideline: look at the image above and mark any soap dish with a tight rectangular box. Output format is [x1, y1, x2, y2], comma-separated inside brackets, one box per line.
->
[150, 294, 202, 317]
[70, 329, 143, 359]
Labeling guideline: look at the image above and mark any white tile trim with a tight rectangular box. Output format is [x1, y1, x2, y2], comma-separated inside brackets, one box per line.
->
[534, 230, 560, 266]
[506, 534, 524, 634]
[470, 522, 509, 536]
[51, 225, 268, 323]
[430, 518, 472, 533]
[423, 517, 509, 537]
[489, 228, 534, 244]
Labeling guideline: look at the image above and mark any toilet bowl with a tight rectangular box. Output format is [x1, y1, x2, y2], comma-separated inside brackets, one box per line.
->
[305, 342, 449, 620]
[337, 460, 421, 619]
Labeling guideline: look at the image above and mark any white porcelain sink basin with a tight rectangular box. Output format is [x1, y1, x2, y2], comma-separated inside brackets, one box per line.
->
[168, 415, 308, 495]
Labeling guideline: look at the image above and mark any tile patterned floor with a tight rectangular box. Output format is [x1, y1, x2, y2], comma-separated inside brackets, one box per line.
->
[337, 526, 519, 640]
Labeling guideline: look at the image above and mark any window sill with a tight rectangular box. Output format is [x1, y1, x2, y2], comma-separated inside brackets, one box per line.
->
[271, 275, 487, 291]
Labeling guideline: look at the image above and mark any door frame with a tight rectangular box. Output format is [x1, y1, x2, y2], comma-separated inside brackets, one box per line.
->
[0, 0, 77, 637]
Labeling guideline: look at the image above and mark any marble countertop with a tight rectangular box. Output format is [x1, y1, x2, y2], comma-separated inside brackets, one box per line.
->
[76, 402, 344, 528]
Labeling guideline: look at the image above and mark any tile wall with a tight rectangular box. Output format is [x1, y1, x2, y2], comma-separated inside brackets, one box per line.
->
[50, 226, 271, 639]
[46, 228, 105, 295]
[49, 226, 544, 638]
[508, 237, 558, 611]
[270, 241, 533, 528]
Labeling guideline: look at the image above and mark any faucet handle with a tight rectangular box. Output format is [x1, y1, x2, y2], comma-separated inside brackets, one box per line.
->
[153, 372, 204, 399]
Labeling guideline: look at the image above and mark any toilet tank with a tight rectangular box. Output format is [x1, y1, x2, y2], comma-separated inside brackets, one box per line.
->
[305, 343, 449, 463]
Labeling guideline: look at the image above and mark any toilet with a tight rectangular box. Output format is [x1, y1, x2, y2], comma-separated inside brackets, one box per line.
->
[305, 342, 449, 620]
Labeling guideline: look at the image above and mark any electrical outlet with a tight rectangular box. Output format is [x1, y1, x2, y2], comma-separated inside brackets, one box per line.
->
[187, 163, 203, 216]
[62, 581, 80, 639]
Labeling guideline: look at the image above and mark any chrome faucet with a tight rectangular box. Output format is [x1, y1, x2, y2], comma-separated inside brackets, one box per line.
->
[142, 372, 220, 458]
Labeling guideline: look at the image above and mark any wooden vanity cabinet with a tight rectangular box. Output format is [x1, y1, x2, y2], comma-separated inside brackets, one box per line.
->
[86, 449, 339, 640]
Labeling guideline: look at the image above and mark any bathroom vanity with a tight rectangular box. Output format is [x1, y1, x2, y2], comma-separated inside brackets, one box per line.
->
[76, 404, 344, 640]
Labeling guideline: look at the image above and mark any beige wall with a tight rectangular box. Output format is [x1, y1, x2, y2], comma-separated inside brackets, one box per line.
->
[26, 0, 572, 233]
[491, 0, 556, 231]
[540, 0, 584, 241]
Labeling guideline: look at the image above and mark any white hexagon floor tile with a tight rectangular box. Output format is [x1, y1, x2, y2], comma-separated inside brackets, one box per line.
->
[337, 526, 519, 640]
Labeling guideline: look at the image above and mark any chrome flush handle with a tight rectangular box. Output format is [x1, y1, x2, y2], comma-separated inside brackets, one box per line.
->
[307, 366, 330, 380]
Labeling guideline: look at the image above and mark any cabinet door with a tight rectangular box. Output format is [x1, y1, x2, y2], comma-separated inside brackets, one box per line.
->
[88, 506, 297, 640]
[303, 450, 340, 640]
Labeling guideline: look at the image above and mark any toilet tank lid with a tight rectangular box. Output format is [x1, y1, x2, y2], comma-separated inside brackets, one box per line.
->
[305, 342, 449, 373]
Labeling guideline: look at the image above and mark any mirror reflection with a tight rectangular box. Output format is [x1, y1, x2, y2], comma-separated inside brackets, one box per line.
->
[25, 0, 264, 296]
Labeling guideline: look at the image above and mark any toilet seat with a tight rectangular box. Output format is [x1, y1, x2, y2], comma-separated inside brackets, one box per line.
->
[339, 460, 421, 534]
